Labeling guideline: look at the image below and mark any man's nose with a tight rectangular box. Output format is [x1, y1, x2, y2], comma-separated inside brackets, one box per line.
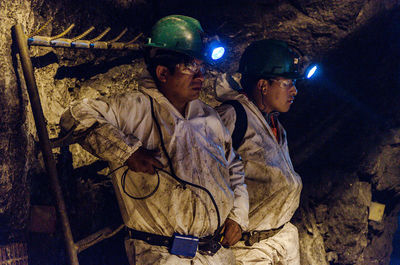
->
[290, 85, 298, 96]
[194, 71, 205, 82]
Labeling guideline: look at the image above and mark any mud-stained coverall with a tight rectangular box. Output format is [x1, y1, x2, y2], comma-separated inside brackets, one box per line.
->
[215, 74, 302, 265]
[60, 71, 249, 265]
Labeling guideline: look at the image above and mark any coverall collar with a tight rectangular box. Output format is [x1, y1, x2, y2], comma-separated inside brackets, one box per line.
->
[138, 69, 200, 120]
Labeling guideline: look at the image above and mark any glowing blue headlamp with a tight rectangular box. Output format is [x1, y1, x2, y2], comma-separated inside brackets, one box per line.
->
[211, 46, 225, 60]
[289, 45, 318, 79]
[204, 36, 226, 62]
[305, 64, 318, 79]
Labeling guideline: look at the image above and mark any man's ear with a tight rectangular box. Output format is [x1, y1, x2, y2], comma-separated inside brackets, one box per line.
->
[156, 65, 169, 83]
[256, 79, 269, 95]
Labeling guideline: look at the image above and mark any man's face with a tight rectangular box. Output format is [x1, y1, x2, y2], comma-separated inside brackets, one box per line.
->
[262, 77, 297, 113]
[163, 58, 205, 105]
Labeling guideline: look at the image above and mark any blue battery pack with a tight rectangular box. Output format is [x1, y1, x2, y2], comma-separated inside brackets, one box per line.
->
[170, 233, 199, 258]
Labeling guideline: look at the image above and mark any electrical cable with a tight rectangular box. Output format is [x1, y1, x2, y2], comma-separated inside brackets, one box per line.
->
[105, 164, 125, 177]
[105, 96, 223, 239]
[105, 164, 161, 200]
[121, 167, 160, 200]
[149, 96, 222, 237]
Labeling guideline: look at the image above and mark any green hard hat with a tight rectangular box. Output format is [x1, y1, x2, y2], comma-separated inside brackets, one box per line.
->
[239, 39, 301, 79]
[145, 15, 205, 60]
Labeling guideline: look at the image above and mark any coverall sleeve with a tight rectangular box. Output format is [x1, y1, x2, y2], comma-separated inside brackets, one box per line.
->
[216, 104, 249, 230]
[60, 94, 143, 165]
[226, 146, 249, 231]
[216, 107, 249, 230]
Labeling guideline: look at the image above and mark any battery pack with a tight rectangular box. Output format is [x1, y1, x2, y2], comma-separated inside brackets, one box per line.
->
[170, 233, 199, 258]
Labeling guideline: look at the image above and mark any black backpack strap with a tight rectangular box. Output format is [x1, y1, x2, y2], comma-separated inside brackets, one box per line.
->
[222, 100, 248, 150]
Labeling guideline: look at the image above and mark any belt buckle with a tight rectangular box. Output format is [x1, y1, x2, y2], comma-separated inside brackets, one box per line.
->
[246, 231, 261, 246]
[198, 237, 221, 256]
[126, 228, 133, 238]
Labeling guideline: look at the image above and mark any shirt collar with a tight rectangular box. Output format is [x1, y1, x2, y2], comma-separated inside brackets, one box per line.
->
[264, 111, 280, 127]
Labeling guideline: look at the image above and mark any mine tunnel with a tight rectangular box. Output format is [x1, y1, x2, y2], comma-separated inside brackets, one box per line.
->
[1, 0, 400, 264]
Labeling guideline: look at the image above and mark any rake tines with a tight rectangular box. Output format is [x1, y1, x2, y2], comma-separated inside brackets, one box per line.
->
[27, 20, 142, 50]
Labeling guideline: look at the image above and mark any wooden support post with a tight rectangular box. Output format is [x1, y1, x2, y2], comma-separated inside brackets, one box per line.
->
[12, 23, 79, 265]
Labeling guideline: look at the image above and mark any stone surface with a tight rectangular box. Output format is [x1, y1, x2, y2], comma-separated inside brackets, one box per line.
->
[1, 0, 400, 264]
[0, 0, 35, 243]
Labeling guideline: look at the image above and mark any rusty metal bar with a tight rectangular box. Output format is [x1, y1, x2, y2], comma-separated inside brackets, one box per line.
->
[108, 28, 128, 43]
[125, 32, 143, 45]
[49, 24, 75, 40]
[28, 36, 141, 50]
[13, 24, 79, 265]
[27, 24, 141, 50]
[50, 26, 95, 49]
[71, 26, 95, 41]
[28, 18, 54, 38]
[89, 27, 111, 42]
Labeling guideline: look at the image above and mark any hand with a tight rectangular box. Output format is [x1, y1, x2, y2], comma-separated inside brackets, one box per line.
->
[125, 147, 163, 174]
[221, 218, 242, 247]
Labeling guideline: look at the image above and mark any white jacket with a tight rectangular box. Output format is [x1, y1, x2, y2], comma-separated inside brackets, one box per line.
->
[215, 74, 302, 265]
[215, 73, 302, 232]
[60, 71, 248, 264]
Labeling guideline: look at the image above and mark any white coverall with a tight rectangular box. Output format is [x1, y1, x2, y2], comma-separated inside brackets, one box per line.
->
[215, 74, 302, 265]
[60, 71, 249, 265]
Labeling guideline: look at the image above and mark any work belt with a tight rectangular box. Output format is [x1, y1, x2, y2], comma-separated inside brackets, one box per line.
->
[241, 224, 285, 246]
[127, 228, 222, 256]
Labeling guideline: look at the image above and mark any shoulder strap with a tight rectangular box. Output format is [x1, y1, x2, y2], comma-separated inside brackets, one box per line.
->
[222, 100, 248, 150]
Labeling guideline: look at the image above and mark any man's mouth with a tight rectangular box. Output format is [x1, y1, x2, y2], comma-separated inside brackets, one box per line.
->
[191, 83, 202, 90]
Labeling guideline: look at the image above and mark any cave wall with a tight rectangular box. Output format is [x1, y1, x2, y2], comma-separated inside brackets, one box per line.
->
[0, 0, 35, 244]
[284, 8, 400, 263]
[1, 0, 400, 264]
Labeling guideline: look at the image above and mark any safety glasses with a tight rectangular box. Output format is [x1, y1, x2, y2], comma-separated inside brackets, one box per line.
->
[176, 61, 206, 76]
[270, 79, 296, 89]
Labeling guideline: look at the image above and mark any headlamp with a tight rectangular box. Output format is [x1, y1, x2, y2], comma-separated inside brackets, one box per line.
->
[288, 45, 318, 79]
[204, 35, 226, 62]
[305, 65, 318, 79]
[211, 47, 225, 60]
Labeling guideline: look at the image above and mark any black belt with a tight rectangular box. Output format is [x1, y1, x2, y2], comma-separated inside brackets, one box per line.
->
[241, 224, 285, 246]
[127, 229, 173, 248]
[127, 228, 222, 255]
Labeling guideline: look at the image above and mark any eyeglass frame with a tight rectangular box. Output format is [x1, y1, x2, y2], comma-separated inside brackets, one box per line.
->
[176, 61, 206, 76]
[269, 78, 296, 89]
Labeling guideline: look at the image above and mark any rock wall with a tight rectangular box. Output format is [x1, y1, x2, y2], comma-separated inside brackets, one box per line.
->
[1, 0, 400, 264]
[0, 0, 35, 244]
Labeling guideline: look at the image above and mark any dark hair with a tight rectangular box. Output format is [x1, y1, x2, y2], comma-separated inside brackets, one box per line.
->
[240, 74, 272, 96]
[240, 74, 261, 93]
[144, 48, 194, 84]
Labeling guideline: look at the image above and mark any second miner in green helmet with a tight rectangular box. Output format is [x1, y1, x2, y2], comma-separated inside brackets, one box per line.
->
[215, 39, 303, 264]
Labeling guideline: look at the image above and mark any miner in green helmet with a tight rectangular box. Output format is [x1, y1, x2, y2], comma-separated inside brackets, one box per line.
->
[215, 39, 303, 264]
[60, 15, 248, 264]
